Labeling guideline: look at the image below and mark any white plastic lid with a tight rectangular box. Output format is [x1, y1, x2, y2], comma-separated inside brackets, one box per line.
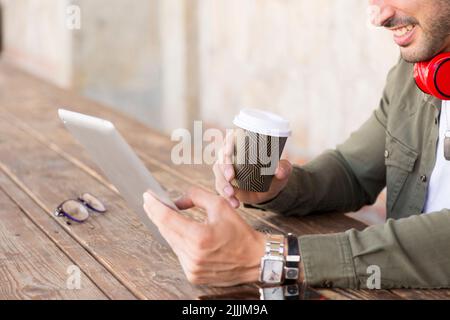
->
[233, 108, 292, 137]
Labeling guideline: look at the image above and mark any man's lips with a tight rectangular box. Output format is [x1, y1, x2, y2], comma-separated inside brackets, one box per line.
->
[389, 24, 417, 47]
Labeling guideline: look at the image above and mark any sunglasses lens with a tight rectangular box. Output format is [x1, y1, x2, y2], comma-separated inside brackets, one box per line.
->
[81, 193, 106, 212]
[62, 200, 90, 222]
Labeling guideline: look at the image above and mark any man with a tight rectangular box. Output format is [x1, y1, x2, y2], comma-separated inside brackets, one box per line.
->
[143, 0, 450, 289]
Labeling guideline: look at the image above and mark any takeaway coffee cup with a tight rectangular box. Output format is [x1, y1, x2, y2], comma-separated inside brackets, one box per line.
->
[231, 108, 291, 193]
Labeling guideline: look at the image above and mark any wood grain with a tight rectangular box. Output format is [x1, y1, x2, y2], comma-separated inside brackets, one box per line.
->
[0, 114, 250, 299]
[0, 168, 136, 300]
[0, 180, 107, 300]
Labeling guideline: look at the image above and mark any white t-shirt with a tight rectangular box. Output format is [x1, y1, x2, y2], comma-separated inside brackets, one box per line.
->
[423, 100, 450, 213]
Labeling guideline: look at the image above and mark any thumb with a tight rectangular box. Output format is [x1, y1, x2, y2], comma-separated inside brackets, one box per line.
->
[184, 187, 222, 211]
[186, 187, 232, 224]
[274, 159, 293, 181]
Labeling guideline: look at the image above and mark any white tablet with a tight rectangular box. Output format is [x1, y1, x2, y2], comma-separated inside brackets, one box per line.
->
[58, 108, 175, 246]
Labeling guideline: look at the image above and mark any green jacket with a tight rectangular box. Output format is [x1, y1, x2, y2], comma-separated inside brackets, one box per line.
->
[255, 58, 450, 289]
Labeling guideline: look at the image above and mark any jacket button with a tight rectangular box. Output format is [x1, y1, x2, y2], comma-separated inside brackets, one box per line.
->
[420, 175, 427, 183]
[384, 150, 390, 158]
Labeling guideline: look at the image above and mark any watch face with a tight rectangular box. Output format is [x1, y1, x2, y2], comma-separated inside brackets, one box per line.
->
[285, 268, 299, 280]
[263, 260, 284, 283]
[284, 284, 299, 296]
[261, 286, 284, 300]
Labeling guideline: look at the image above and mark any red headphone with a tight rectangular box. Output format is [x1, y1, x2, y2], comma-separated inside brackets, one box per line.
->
[414, 52, 450, 100]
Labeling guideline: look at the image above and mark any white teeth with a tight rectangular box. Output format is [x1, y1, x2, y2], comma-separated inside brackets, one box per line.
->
[393, 25, 415, 37]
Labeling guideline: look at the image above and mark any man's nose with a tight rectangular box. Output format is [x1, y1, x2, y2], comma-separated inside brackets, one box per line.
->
[369, 0, 395, 27]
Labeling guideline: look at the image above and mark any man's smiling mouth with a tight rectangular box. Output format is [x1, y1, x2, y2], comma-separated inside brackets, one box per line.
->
[389, 24, 418, 46]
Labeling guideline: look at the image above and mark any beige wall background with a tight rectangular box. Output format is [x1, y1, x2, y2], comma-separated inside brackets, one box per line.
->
[1, 0, 72, 87]
[197, 0, 399, 159]
[1, 0, 399, 159]
[71, 0, 163, 129]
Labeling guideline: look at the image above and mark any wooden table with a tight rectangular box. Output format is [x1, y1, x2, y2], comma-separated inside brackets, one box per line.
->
[0, 63, 449, 300]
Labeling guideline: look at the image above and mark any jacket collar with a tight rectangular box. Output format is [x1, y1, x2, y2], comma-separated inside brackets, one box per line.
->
[422, 93, 442, 110]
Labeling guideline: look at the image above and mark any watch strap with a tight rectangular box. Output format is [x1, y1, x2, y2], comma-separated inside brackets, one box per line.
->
[265, 234, 285, 257]
[259, 234, 286, 284]
[286, 234, 300, 267]
[284, 233, 300, 283]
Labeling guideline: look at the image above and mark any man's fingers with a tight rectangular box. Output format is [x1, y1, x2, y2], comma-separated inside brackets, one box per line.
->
[177, 191, 239, 210]
[222, 164, 235, 182]
[174, 195, 194, 210]
[184, 187, 232, 223]
[213, 161, 235, 196]
[217, 131, 234, 166]
[213, 162, 227, 196]
[223, 130, 235, 159]
[228, 197, 240, 208]
[143, 191, 201, 236]
[216, 133, 235, 182]
[184, 187, 220, 211]
[213, 130, 237, 202]
[212, 162, 240, 208]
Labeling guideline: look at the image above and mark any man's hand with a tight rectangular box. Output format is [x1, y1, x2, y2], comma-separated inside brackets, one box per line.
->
[213, 131, 293, 208]
[143, 187, 267, 287]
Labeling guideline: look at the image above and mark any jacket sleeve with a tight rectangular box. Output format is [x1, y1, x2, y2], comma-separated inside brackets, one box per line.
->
[299, 210, 450, 289]
[252, 111, 387, 216]
[251, 61, 402, 216]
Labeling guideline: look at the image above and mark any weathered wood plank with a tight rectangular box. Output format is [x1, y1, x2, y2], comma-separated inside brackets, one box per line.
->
[0, 114, 256, 299]
[0, 180, 107, 300]
[0, 167, 136, 300]
[392, 289, 450, 300]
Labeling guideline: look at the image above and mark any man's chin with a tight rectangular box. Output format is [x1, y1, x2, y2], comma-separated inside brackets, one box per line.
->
[400, 47, 432, 64]
[400, 51, 421, 63]
[399, 38, 444, 63]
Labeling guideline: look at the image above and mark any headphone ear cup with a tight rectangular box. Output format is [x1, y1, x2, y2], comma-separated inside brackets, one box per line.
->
[433, 56, 450, 100]
[414, 53, 450, 100]
[414, 62, 430, 95]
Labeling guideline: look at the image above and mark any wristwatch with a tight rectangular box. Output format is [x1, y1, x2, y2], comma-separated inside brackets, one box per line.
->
[259, 234, 285, 285]
[284, 233, 301, 283]
[259, 284, 300, 300]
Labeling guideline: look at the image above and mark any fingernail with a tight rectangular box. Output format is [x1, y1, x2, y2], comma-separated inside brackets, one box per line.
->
[143, 192, 151, 203]
[230, 198, 240, 208]
[225, 167, 234, 180]
[223, 185, 234, 197]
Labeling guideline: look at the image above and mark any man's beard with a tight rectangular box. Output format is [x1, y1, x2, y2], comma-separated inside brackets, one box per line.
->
[401, 4, 450, 63]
